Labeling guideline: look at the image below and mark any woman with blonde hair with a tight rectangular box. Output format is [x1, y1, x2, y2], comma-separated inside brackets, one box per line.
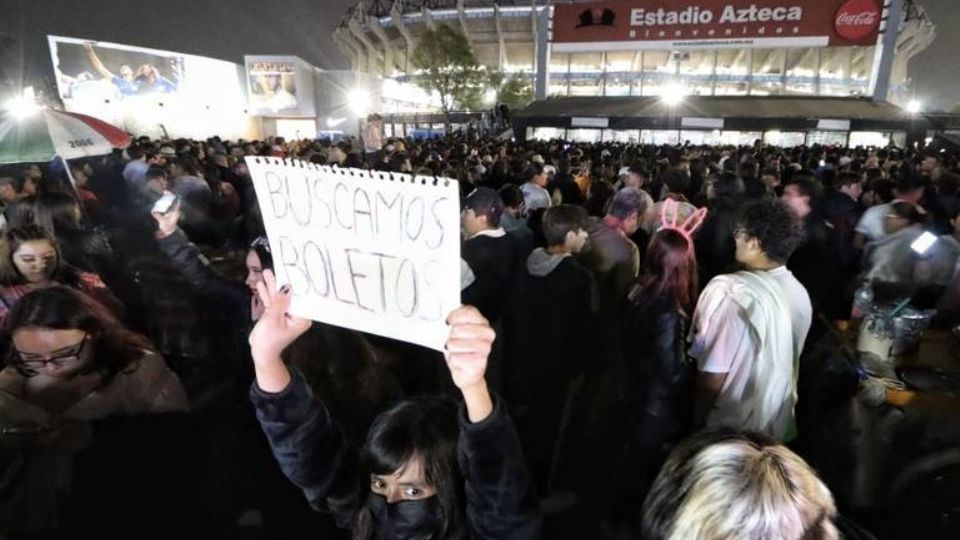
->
[642, 429, 843, 540]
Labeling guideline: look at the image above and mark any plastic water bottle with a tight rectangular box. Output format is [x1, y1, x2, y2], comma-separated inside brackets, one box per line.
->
[851, 281, 874, 322]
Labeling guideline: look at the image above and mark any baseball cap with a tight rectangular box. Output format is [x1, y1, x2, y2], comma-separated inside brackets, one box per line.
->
[159, 146, 176, 158]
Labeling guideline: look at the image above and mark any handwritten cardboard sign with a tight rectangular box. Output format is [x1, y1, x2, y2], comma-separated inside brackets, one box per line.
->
[246, 157, 461, 351]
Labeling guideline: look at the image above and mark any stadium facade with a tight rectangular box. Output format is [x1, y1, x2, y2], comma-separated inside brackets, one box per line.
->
[336, 0, 937, 145]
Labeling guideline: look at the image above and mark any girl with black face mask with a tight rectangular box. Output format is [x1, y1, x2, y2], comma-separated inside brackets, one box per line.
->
[248, 271, 542, 540]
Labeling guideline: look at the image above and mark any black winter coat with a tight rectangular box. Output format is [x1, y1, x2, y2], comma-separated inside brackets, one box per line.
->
[462, 234, 519, 323]
[620, 293, 693, 441]
[156, 228, 250, 320]
[251, 369, 542, 539]
[505, 255, 598, 391]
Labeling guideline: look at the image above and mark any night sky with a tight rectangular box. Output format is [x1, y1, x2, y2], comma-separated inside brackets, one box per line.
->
[1, 0, 957, 110]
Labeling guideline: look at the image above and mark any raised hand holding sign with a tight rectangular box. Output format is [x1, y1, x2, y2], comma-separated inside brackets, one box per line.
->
[246, 158, 461, 351]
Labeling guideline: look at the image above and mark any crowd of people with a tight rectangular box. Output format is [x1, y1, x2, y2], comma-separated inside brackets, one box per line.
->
[0, 129, 957, 539]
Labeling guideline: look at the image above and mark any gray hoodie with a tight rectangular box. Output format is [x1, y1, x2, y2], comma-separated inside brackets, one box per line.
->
[526, 247, 570, 277]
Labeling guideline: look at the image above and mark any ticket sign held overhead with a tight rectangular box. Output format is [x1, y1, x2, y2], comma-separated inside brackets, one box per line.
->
[246, 157, 461, 351]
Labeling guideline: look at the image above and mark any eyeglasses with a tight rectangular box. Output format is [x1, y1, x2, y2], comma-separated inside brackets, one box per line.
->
[11, 334, 89, 377]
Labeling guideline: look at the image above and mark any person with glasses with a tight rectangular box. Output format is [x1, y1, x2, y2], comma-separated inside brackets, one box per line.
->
[690, 200, 810, 442]
[0, 286, 187, 535]
[0, 285, 186, 418]
[863, 201, 926, 288]
[0, 226, 123, 325]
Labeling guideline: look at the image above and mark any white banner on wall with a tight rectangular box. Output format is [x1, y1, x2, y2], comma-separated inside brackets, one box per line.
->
[246, 157, 462, 351]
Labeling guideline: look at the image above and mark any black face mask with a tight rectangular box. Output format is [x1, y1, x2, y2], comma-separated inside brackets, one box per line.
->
[367, 493, 443, 540]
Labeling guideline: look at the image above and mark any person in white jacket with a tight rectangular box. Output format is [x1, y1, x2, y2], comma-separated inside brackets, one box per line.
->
[865, 201, 927, 288]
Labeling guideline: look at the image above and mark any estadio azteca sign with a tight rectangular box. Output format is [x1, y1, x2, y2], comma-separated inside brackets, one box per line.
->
[552, 0, 881, 52]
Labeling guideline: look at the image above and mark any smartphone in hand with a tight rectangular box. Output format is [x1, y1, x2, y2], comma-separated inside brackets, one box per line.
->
[152, 193, 178, 214]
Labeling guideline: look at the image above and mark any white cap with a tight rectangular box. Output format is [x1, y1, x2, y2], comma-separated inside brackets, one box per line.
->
[531, 154, 545, 165]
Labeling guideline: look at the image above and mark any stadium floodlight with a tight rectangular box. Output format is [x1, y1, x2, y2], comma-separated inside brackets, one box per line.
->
[4, 96, 41, 119]
[348, 87, 371, 116]
[660, 82, 687, 107]
[906, 99, 922, 114]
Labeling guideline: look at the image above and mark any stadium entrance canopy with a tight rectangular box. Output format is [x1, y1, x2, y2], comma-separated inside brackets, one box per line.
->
[513, 95, 927, 147]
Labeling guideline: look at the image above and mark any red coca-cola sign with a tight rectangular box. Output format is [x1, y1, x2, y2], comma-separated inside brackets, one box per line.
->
[834, 0, 881, 41]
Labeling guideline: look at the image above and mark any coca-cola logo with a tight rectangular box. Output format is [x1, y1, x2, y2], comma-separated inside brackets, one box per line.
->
[835, 0, 881, 41]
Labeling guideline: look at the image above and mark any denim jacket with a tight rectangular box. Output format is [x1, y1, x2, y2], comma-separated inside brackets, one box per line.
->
[250, 369, 542, 538]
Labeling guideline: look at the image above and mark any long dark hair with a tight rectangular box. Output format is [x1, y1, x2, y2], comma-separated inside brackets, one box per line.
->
[353, 397, 465, 540]
[5, 193, 83, 234]
[249, 237, 273, 272]
[0, 225, 84, 287]
[2, 286, 153, 380]
[628, 228, 698, 316]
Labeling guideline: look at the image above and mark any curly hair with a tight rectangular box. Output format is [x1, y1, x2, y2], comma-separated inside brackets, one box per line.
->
[736, 199, 806, 264]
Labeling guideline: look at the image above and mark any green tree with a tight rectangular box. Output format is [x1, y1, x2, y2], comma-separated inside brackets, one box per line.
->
[411, 24, 486, 125]
[491, 72, 533, 110]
